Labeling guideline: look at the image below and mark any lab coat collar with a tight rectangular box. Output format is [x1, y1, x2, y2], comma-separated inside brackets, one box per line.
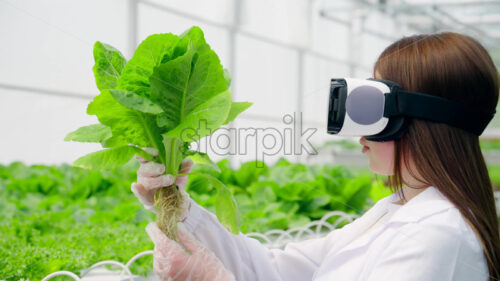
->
[386, 186, 455, 224]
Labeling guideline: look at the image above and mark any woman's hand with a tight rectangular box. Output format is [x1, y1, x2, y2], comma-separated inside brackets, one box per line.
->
[146, 222, 236, 281]
[131, 147, 194, 220]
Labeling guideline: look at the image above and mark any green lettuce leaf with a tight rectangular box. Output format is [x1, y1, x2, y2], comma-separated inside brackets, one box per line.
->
[64, 124, 112, 143]
[92, 42, 127, 91]
[178, 26, 209, 53]
[118, 33, 180, 98]
[223, 102, 252, 125]
[164, 90, 232, 141]
[87, 90, 164, 153]
[189, 172, 240, 234]
[109, 90, 163, 114]
[187, 152, 221, 173]
[73, 146, 153, 171]
[215, 185, 240, 234]
[150, 42, 231, 140]
[223, 68, 232, 87]
[101, 135, 129, 148]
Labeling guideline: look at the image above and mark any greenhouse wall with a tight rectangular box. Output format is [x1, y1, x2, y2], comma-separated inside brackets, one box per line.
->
[0, 0, 410, 167]
[1, 0, 499, 168]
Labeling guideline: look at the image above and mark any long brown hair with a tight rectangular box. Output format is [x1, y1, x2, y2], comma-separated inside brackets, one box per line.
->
[374, 32, 500, 279]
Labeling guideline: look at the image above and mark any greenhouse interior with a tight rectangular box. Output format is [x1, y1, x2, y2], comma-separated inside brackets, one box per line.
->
[2, 0, 500, 280]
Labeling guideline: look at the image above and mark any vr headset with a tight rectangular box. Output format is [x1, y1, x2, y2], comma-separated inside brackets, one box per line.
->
[327, 78, 495, 142]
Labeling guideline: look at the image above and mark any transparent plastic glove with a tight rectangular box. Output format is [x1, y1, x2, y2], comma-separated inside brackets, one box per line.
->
[131, 147, 194, 220]
[146, 222, 236, 281]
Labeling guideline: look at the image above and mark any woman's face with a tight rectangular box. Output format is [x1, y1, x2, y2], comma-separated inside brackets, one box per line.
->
[359, 137, 395, 175]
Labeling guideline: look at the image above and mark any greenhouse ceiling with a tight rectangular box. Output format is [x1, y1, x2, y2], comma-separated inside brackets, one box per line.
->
[320, 0, 500, 66]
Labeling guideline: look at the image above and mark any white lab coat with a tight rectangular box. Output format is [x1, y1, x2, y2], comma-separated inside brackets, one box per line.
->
[182, 186, 489, 281]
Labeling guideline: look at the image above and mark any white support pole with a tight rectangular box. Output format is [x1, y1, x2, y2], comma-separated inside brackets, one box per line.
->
[227, 0, 242, 166]
[347, 9, 365, 77]
[127, 0, 139, 59]
[295, 50, 305, 162]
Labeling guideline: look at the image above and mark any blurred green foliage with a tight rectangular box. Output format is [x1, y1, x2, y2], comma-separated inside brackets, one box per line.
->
[0, 160, 155, 281]
[480, 139, 500, 151]
[488, 165, 500, 190]
[314, 139, 360, 151]
[479, 139, 500, 190]
[186, 158, 390, 233]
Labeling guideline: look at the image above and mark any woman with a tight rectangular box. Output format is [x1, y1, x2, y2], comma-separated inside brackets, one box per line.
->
[132, 32, 500, 280]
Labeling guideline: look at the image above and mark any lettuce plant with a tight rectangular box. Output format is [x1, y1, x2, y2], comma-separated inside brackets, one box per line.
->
[65, 26, 251, 240]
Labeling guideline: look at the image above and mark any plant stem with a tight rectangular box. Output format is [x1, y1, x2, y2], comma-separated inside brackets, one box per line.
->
[155, 135, 185, 241]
